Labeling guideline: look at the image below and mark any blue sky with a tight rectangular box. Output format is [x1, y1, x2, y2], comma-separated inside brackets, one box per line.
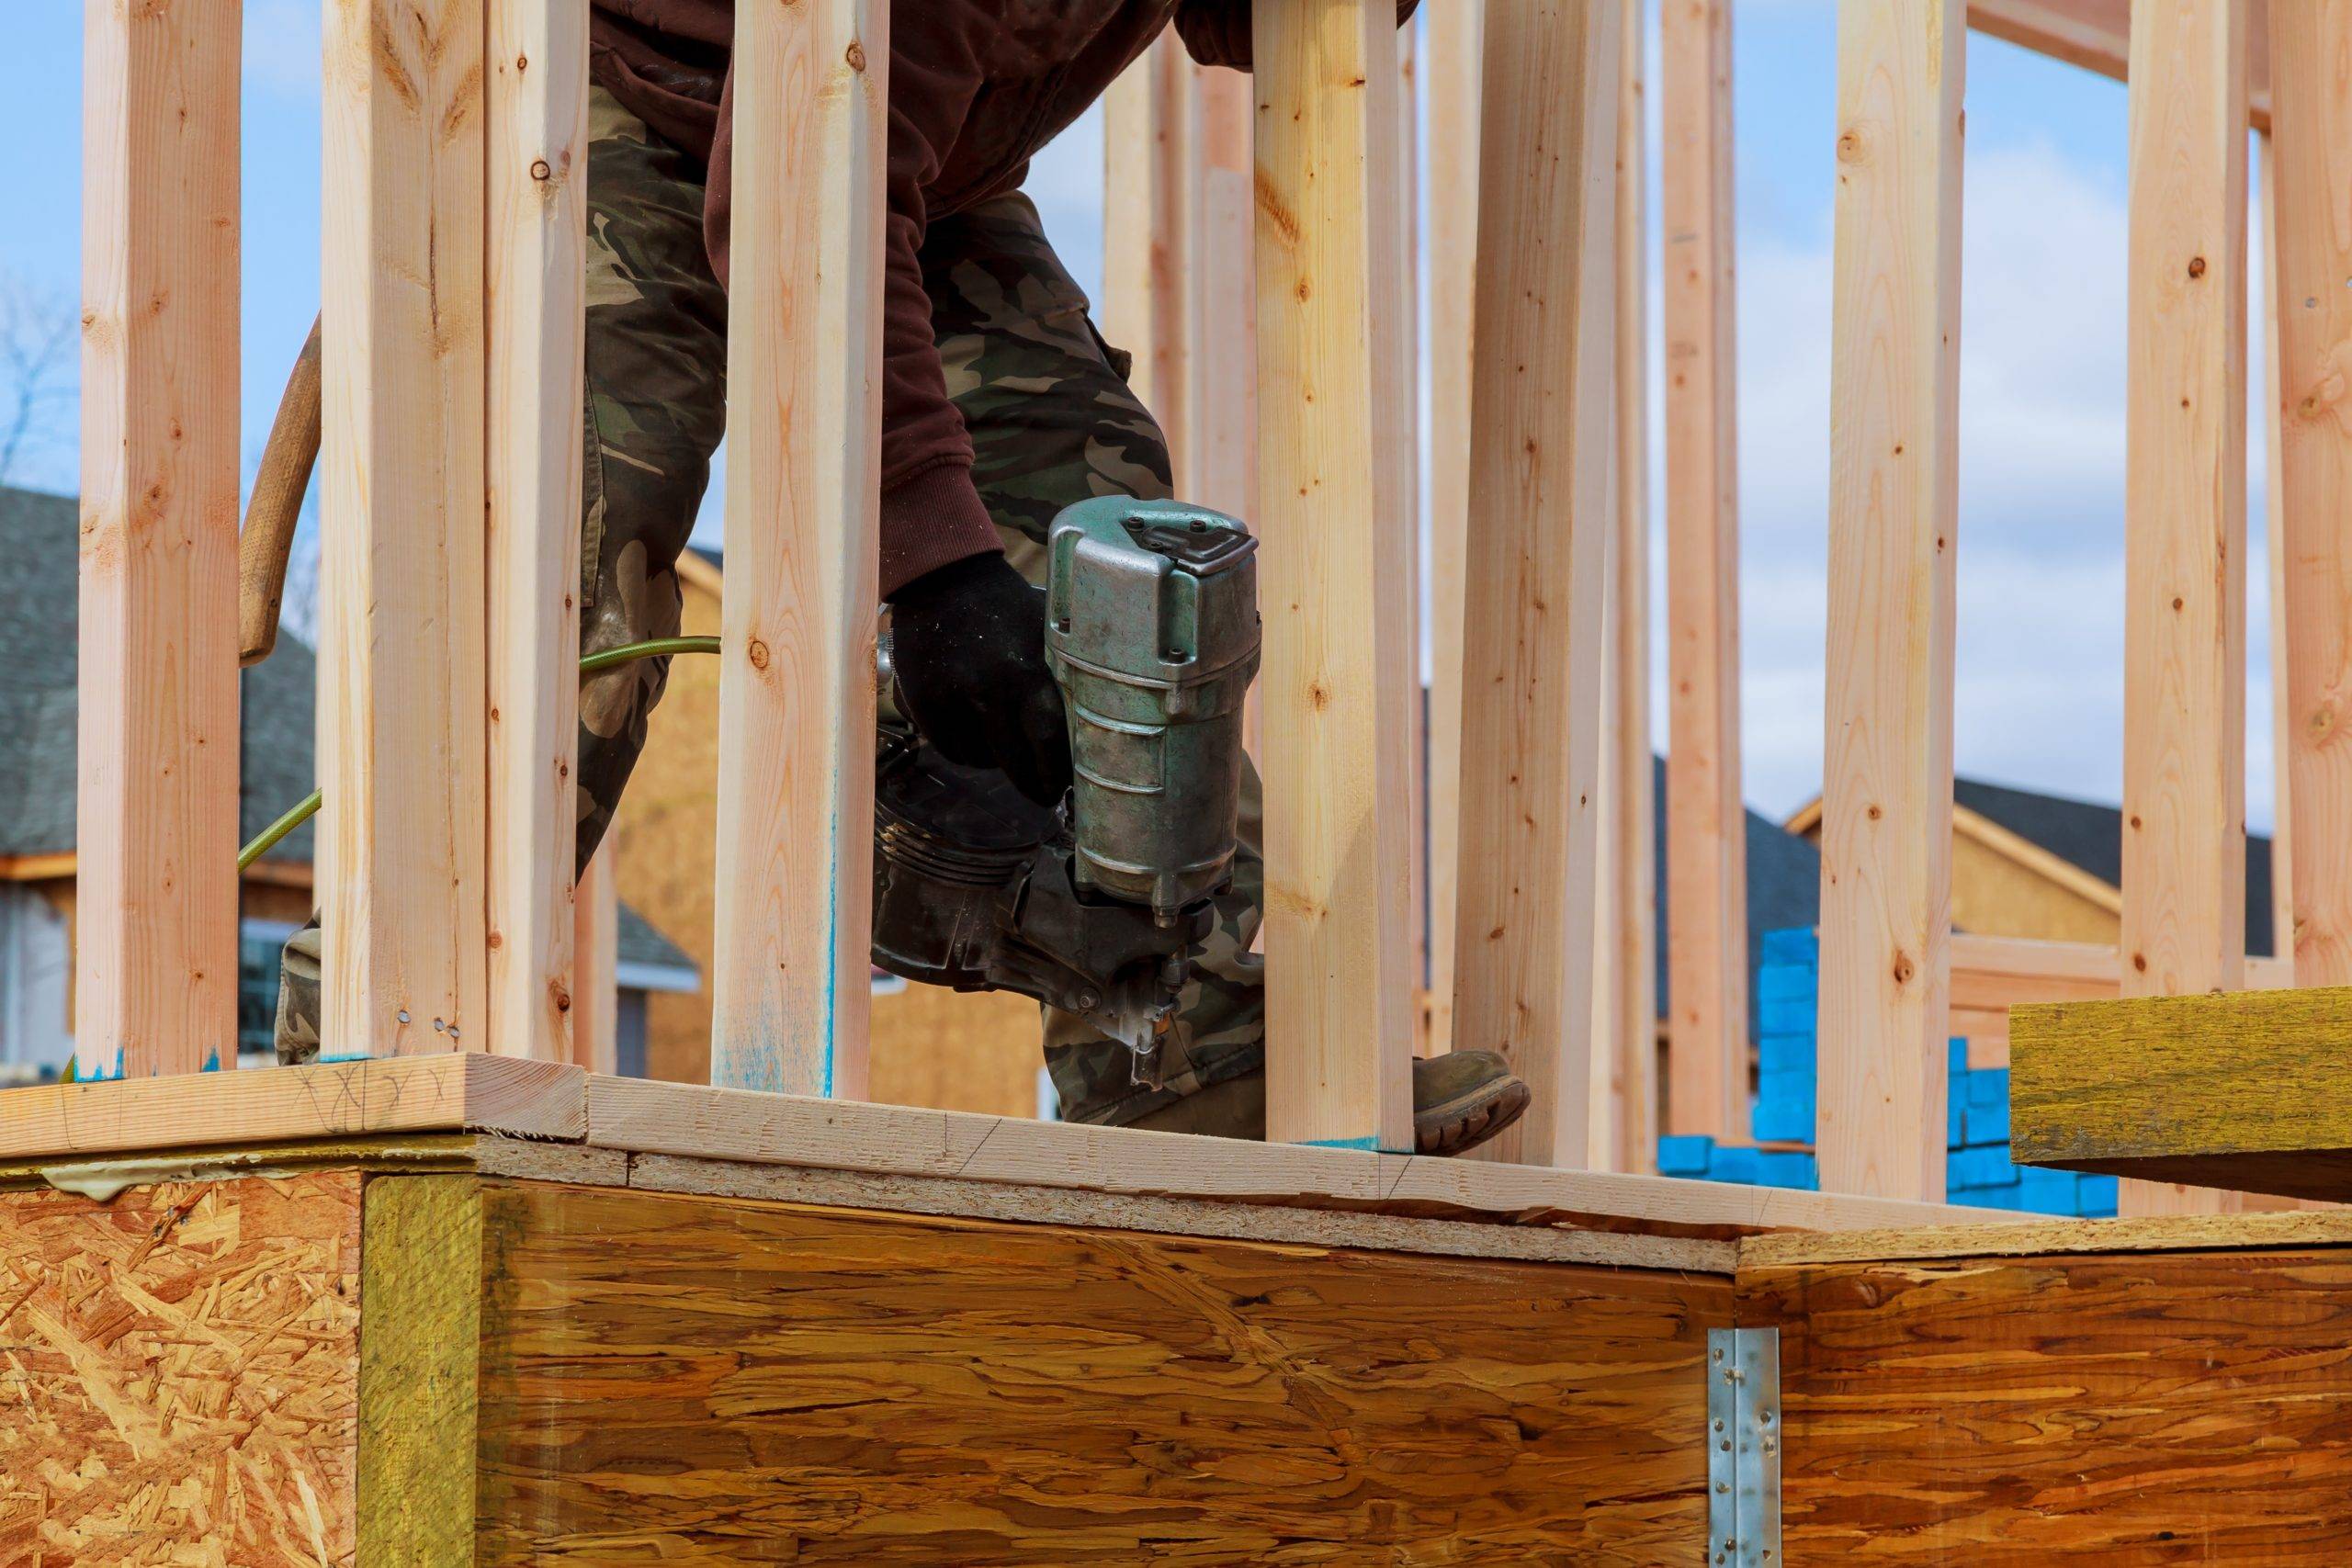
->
[0, 4, 2278, 829]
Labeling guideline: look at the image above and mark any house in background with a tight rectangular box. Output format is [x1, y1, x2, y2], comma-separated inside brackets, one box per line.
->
[0, 484, 698, 1077]
[1781, 775, 2276, 956]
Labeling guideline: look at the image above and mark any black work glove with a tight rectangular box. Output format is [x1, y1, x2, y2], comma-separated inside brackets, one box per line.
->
[888, 550, 1074, 807]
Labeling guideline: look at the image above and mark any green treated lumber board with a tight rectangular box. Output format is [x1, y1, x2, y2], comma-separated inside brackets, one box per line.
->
[2013, 986, 2352, 1200]
[357, 1173, 485, 1561]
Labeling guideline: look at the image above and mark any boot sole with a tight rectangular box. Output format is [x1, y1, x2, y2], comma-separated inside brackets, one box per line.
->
[1415, 1074, 1532, 1157]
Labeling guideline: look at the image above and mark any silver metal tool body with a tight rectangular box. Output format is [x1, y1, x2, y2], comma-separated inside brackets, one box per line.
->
[869, 500, 1260, 1087]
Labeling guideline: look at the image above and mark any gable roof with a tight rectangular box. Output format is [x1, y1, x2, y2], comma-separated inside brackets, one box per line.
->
[0, 484, 322, 864]
[2, 483, 699, 980]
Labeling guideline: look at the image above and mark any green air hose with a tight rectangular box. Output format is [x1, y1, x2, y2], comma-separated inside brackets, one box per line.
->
[237, 635, 722, 872]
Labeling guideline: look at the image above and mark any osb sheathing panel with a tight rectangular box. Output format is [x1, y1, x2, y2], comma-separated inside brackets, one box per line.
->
[472, 1181, 1726, 1564]
[0, 1172, 362, 1565]
[1739, 1247, 2352, 1562]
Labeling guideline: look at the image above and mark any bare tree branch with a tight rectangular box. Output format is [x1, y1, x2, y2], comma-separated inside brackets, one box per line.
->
[0, 272, 78, 491]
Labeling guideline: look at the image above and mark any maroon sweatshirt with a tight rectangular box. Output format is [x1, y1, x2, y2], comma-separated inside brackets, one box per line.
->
[587, 2, 1282, 596]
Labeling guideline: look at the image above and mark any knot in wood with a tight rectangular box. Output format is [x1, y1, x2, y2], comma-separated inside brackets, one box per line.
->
[530, 158, 552, 182]
[846, 39, 867, 72]
[747, 638, 771, 671]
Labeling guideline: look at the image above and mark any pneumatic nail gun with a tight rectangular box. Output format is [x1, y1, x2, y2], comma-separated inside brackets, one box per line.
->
[869, 498, 1261, 1089]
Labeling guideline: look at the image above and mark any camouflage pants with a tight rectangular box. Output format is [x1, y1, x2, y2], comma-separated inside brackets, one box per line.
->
[284, 88, 1263, 1128]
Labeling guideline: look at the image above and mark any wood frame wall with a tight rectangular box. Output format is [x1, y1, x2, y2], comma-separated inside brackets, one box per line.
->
[62, 0, 2333, 1209]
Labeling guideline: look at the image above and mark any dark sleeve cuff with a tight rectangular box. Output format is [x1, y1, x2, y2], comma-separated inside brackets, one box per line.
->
[879, 461, 1004, 599]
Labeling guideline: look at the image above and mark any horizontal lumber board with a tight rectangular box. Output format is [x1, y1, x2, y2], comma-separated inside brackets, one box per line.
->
[582, 1076, 2014, 1238]
[1742, 1203, 2352, 1269]
[2013, 986, 2352, 1198]
[1964, 0, 2272, 129]
[0, 1056, 584, 1160]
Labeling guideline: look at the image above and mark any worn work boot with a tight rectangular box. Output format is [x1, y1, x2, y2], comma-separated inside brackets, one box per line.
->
[1124, 1050, 1532, 1157]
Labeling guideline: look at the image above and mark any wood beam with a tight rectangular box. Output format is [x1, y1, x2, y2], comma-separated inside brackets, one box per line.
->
[1253, 0, 1416, 1151]
[1963, 0, 2272, 130]
[2014, 985, 2352, 1202]
[2267, 5, 2352, 991]
[1660, 0, 1747, 1141]
[1611, 0, 1658, 1175]
[1453, 0, 1621, 1167]
[710, 0, 887, 1096]
[484, 0, 590, 1063]
[1423, 0, 1484, 1060]
[1185, 64, 1256, 524]
[1102, 32, 1192, 477]
[318, 0, 488, 1057]
[571, 842, 618, 1076]
[1816, 0, 1966, 1202]
[2118, 0, 2249, 1216]
[74, 0, 243, 1078]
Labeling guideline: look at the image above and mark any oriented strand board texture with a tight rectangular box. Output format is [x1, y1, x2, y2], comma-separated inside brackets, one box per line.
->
[0, 1174, 362, 1564]
[474, 1182, 1722, 1563]
[1740, 1246, 2352, 1562]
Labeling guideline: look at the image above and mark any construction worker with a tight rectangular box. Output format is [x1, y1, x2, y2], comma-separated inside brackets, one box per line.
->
[281, 1, 1530, 1156]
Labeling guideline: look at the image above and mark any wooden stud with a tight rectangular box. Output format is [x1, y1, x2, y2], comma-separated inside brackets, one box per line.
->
[74, 0, 243, 1079]
[1186, 65, 1257, 522]
[709, 0, 888, 1096]
[1424, 0, 1483, 1061]
[1815, 0, 1966, 1202]
[319, 0, 489, 1058]
[1452, 0, 1622, 1168]
[572, 842, 618, 1077]
[1611, 0, 1658, 1175]
[2119, 0, 2249, 1216]
[1103, 32, 1192, 476]
[1253, 0, 1416, 1152]
[2267, 6, 2352, 989]
[1660, 0, 1748, 1142]
[484, 0, 590, 1063]
[1397, 21, 1429, 1055]
[1962, 0, 2274, 130]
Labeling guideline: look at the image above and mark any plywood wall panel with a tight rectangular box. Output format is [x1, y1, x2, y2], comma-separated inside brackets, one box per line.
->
[0, 1174, 362, 1564]
[1742, 1246, 2352, 1562]
[473, 1182, 1724, 1563]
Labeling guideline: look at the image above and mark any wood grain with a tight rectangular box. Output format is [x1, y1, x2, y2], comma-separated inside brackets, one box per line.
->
[1423, 0, 1484, 1062]
[0, 1055, 587, 1160]
[2119, 0, 2250, 1215]
[1740, 1243, 2352, 1562]
[485, 0, 591, 1065]
[1252, 0, 1417, 1150]
[357, 1174, 483, 1562]
[74, 0, 242, 1079]
[472, 1180, 1724, 1563]
[1185, 62, 1256, 523]
[583, 1073, 2015, 1237]
[1609, 0, 1657, 1175]
[1816, 0, 1966, 1202]
[710, 0, 887, 1096]
[1103, 28, 1193, 477]
[0, 1174, 361, 1563]
[1660, 0, 1748, 1142]
[2266, 3, 2352, 990]
[571, 841, 619, 1075]
[1963, 0, 2273, 130]
[2013, 985, 2352, 1200]
[1452, 0, 1621, 1166]
[319, 0, 490, 1057]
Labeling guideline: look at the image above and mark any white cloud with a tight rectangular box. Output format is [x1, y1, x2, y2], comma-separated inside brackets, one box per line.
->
[1683, 131, 2274, 829]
